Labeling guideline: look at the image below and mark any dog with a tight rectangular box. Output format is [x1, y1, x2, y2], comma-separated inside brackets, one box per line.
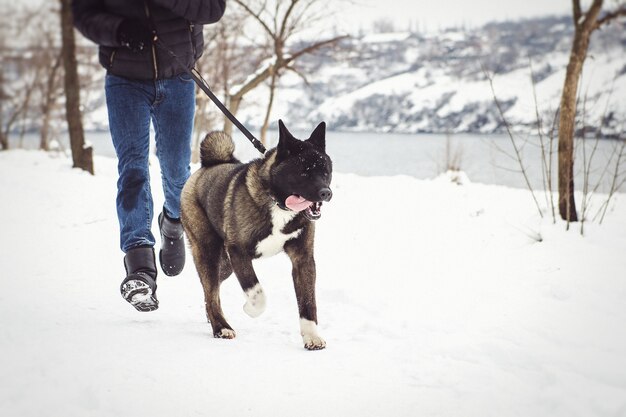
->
[180, 120, 332, 350]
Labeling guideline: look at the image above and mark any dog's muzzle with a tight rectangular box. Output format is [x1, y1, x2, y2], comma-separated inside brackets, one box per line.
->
[283, 193, 331, 221]
[303, 201, 323, 221]
[318, 187, 332, 202]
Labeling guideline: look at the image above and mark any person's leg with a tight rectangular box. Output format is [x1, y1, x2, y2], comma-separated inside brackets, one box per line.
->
[151, 73, 195, 220]
[105, 74, 156, 253]
[151, 73, 195, 276]
[106, 74, 160, 311]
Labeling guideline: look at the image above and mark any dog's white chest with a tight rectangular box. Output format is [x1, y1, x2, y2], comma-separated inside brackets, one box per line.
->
[256, 206, 301, 258]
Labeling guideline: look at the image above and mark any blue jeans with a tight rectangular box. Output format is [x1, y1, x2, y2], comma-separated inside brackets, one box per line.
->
[105, 73, 195, 253]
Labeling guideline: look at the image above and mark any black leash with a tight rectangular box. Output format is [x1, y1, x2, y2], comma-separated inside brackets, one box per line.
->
[154, 38, 267, 155]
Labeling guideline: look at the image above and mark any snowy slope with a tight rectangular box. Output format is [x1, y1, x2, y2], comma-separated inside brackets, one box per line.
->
[254, 18, 626, 135]
[1, 150, 626, 417]
[303, 45, 626, 134]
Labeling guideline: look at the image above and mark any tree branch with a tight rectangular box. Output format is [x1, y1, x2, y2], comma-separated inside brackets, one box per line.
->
[285, 65, 311, 87]
[229, 35, 347, 100]
[230, 65, 273, 99]
[582, 0, 605, 32]
[482, 63, 544, 218]
[594, 6, 626, 30]
[233, 0, 274, 38]
[279, 0, 300, 40]
[572, 0, 582, 25]
[286, 0, 319, 38]
[285, 35, 348, 64]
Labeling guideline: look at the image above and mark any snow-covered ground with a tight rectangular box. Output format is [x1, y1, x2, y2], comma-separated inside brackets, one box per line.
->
[1, 149, 626, 417]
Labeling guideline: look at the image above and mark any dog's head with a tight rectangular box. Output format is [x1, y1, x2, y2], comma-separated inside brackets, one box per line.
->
[269, 120, 333, 221]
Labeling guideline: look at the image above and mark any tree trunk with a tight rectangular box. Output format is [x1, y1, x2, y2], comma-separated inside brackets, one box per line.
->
[557, 32, 586, 223]
[0, 99, 7, 150]
[224, 95, 243, 136]
[0, 133, 7, 150]
[557, 0, 604, 222]
[59, 0, 93, 174]
[40, 52, 63, 151]
[259, 69, 278, 146]
[0, 74, 4, 149]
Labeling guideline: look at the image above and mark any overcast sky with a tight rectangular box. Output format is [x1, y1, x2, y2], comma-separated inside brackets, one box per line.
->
[335, 0, 574, 32]
[5, 0, 585, 33]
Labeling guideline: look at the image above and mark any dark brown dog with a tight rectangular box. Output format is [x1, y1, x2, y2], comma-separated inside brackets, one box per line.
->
[181, 120, 332, 350]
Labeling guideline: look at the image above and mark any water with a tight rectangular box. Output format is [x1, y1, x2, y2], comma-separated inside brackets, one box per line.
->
[7, 130, 624, 193]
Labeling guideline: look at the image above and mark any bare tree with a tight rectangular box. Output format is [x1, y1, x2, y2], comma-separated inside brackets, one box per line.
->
[31, 7, 65, 151]
[595, 136, 626, 223]
[0, 73, 8, 150]
[529, 56, 557, 223]
[440, 132, 464, 173]
[192, 9, 255, 161]
[59, 0, 93, 174]
[372, 18, 396, 34]
[483, 64, 544, 218]
[0, 26, 9, 150]
[0, 67, 39, 151]
[557, 0, 626, 222]
[0, 6, 41, 150]
[229, 0, 348, 144]
[39, 53, 63, 151]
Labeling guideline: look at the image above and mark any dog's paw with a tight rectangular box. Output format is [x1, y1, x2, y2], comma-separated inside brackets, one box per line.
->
[243, 284, 266, 318]
[303, 334, 326, 350]
[300, 318, 326, 350]
[214, 328, 236, 339]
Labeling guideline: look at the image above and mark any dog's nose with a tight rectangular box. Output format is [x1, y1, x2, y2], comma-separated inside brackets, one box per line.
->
[318, 187, 332, 202]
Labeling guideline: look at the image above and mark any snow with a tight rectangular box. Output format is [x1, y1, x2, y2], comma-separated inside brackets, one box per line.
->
[1, 149, 626, 417]
[361, 32, 412, 44]
[314, 47, 626, 135]
[229, 56, 276, 97]
[254, 16, 625, 136]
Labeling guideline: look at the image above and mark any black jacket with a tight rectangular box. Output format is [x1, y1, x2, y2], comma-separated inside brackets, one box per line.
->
[72, 0, 225, 80]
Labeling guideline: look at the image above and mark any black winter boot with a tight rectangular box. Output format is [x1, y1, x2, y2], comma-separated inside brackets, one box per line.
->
[120, 247, 159, 312]
[158, 210, 186, 276]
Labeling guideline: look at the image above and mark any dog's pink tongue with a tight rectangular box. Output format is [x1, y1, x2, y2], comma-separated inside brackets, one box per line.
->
[285, 195, 311, 212]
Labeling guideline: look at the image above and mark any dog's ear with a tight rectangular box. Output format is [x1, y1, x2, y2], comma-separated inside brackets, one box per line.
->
[307, 121, 326, 151]
[277, 119, 296, 159]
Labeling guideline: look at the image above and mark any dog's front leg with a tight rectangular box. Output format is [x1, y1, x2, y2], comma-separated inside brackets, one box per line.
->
[285, 233, 326, 350]
[226, 245, 266, 318]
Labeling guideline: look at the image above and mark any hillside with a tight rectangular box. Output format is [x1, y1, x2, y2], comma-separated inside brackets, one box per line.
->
[245, 16, 626, 135]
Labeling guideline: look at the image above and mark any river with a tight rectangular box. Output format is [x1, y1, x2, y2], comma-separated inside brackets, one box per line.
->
[7, 130, 624, 193]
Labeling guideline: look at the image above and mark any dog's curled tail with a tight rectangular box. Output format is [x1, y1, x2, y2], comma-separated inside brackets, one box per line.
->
[200, 131, 236, 167]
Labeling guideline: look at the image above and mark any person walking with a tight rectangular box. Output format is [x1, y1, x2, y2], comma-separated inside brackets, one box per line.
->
[73, 0, 226, 312]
